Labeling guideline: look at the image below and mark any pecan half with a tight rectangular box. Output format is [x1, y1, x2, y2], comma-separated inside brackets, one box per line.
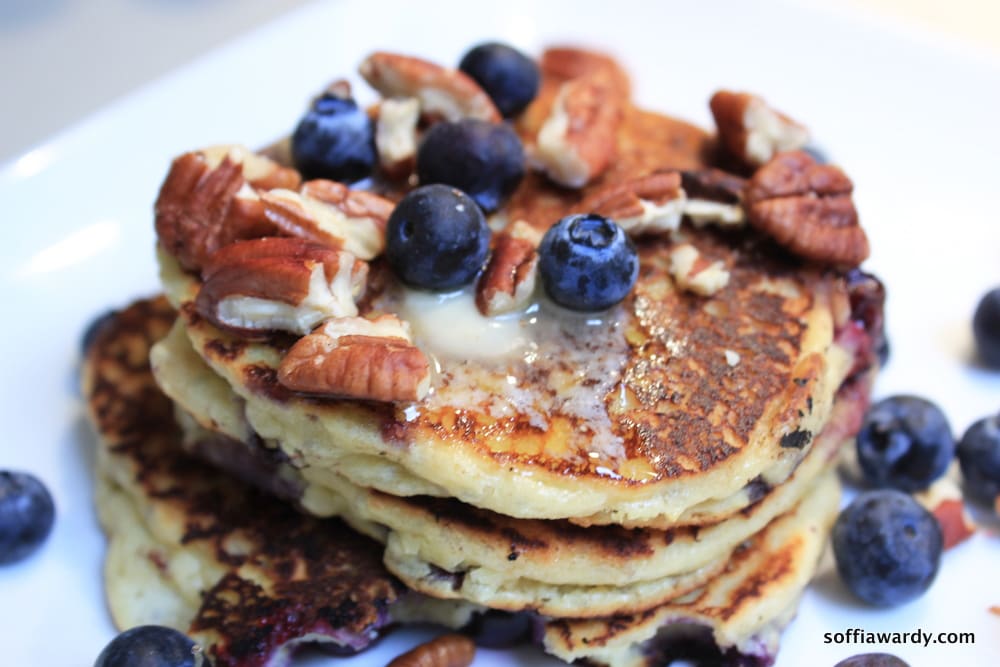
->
[668, 243, 730, 296]
[577, 171, 685, 235]
[710, 90, 809, 166]
[154, 151, 278, 272]
[277, 314, 431, 402]
[261, 181, 391, 260]
[195, 237, 366, 337]
[375, 97, 420, 179]
[359, 51, 500, 123]
[745, 151, 869, 266]
[533, 74, 623, 188]
[476, 221, 540, 316]
[386, 634, 475, 667]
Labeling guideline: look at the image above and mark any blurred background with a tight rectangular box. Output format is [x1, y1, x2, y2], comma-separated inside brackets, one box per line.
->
[1, 0, 998, 163]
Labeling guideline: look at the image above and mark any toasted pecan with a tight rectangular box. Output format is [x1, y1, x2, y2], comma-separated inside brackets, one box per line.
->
[710, 90, 809, 166]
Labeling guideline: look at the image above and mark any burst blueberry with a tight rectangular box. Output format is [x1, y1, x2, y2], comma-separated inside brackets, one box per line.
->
[855, 395, 954, 492]
[291, 89, 376, 183]
[459, 42, 540, 117]
[832, 490, 942, 607]
[416, 119, 524, 213]
[538, 214, 638, 311]
[956, 412, 1000, 503]
[973, 287, 1000, 368]
[0, 471, 55, 565]
[385, 184, 490, 291]
[94, 625, 203, 667]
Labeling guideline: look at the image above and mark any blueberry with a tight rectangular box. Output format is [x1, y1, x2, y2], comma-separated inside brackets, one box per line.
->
[855, 395, 955, 492]
[416, 119, 524, 213]
[81, 309, 117, 354]
[462, 609, 533, 648]
[973, 287, 1000, 367]
[291, 91, 375, 183]
[834, 654, 910, 667]
[0, 471, 55, 565]
[832, 490, 942, 607]
[458, 42, 540, 118]
[957, 413, 1000, 503]
[538, 214, 638, 312]
[385, 184, 490, 291]
[94, 625, 202, 667]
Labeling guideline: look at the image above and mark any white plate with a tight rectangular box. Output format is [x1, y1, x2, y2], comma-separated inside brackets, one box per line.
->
[2, 1, 998, 665]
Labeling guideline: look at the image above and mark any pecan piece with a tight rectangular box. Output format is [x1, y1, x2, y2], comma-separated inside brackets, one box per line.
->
[277, 314, 431, 402]
[476, 221, 540, 316]
[195, 237, 366, 338]
[914, 476, 976, 550]
[745, 150, 869, 266]
[359, 51, 500, 122]
[668, 243, 730, 296]
[375, 97, 420, 179]
[680, 168, 747, 227]
[386, 634, 475, 667]
[154, 151, 278, 272]
[261, 181, 391, 260]
[199, 144, 302, 190]
[710, 90, 809, 166]
[540, 46, 631, 97]
[577, 171, 685, 235]
[533, 74, 623, 188]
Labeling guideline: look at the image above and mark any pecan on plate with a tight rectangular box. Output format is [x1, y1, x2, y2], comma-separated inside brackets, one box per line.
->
[745, 150, 869, 267]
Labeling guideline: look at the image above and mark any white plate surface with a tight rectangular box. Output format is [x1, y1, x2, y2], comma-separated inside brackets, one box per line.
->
[2, 1, 998, 665]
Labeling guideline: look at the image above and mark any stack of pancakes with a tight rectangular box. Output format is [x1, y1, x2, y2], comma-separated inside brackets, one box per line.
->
[83, 47, 882, 667]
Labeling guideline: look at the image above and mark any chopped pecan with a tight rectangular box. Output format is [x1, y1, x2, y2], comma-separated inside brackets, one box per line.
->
[375, 97, 420, 179]
[359, 51, 500, 122]
[386, 634, 475, 667]
[277, 314, 431, 402]
[540, 46, 631, 97]
[914, 476, 976, 550]
[668, 243, 730, 296]
[680, 168, 747, 227]
[710, 90, 809, 166]
[577, 171, 685, 235]
[261, 181, 391, 260]
[195, 237, 366, 337]
[154, 151, 278, 272]
[199, 144, 302, 190]
[745, 150, 869, 266]
[476, 221, 540, 316]
[533, 74, 623, 188]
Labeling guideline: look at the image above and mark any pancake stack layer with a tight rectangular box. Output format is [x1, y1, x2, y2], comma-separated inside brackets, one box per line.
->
[84, 46, 884, 666]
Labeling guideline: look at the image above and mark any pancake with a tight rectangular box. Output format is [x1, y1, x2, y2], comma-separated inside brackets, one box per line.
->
[82, 297, 478, 666]
[85, 296, 840, 666]
[153, 314, 865, 601]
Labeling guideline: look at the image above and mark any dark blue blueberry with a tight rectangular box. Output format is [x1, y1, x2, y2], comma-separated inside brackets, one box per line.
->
[416, 119, 524, 213]
[462, 609, 534, 648]
[834, 654, 910, 667]
[458, 42, 540, 118]
[0, 471, 55, 565]
[94, 625, 202, 667]
[291, 91, 375, 183]
[973, 287, 1000, 368]
[385, 184, 490, 291]
[856, 395, 954, 492]
[957, 412, 1000, 503]
[832, 490, 942, 607]
[538, 214, 638, 312]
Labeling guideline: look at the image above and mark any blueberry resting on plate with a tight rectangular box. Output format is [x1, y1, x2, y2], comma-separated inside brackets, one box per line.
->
[385, 184, 490, 291]
[832, 490, 942, 607]
[957, 412, 1000, 503]
[458, 42, 540, 118]
[291, 90, 376, 183]
[834, 654, 910, 667]
[94, 625, 203, 667]
[973, 286, 1000, 367]
[416, 119, 524, 213]
[538, 214, 638, 312]
[0, 471, 55, 565]
[855, 395, 954, 492]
